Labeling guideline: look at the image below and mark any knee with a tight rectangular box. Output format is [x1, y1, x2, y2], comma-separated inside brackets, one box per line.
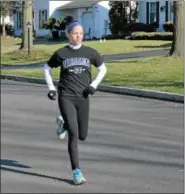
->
[68, 132, 78, 140]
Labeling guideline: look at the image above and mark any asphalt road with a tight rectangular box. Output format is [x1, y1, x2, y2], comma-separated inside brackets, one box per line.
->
[1, 80, 184, 193]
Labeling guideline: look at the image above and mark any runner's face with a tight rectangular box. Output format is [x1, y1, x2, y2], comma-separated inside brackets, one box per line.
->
[68, 26, 83, 45]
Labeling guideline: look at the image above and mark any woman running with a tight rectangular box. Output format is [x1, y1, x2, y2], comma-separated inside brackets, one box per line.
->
[44, 21, 107, 185]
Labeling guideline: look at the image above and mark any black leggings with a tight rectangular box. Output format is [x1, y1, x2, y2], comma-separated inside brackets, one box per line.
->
[58, 96, 89, 170]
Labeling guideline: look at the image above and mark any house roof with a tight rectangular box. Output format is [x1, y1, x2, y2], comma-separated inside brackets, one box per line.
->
[57, 1, 101, 10]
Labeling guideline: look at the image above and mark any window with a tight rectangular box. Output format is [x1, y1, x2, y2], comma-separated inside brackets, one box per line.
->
[169, 1, 174, 21]
[150, 2, 156, 24]
[39, 9, 47, 29]
[17, 12, 22, 29]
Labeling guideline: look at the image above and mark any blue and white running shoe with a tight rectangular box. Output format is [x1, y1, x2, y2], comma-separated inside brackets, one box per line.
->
[73, 168, 86, 185]
[56, 115, 67, 140]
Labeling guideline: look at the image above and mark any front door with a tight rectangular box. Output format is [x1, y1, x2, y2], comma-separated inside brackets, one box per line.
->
[82, 12, 93, 39]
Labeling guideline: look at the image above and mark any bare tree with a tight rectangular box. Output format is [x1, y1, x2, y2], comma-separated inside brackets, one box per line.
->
[169, 0, 184, 57]
[20, 1, 25, 50]
[0, 1, 17, 37]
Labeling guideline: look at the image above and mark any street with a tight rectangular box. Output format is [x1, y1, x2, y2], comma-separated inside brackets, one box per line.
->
[1, 80, 184, 193]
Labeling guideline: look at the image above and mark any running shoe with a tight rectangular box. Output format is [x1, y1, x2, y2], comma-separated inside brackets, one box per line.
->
[73, 168, 86, 185]
[56, 115, 67, 140]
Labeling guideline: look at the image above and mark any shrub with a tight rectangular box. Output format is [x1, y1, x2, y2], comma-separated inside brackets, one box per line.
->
[42, 17, 57, 30]
[42, 16, 74, 40]
[0, 24, 14, 36]
[163, 21, 173, 32]
[42, 16, 74, 31]
[123, 22, 157, 33]
[130, 32, 173, 40]
[5, 24, 14, 36]
[101, 34, 121, 40]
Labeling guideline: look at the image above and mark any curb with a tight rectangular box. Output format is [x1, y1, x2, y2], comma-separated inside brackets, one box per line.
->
[1, 74, 184, 103]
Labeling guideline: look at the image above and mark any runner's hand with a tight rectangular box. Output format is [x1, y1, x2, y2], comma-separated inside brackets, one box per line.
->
[48, 90, 56, 100]
[83, 85, 96, 97]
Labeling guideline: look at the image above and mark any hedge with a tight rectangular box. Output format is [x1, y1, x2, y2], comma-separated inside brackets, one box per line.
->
[129, 32, 173, 40]
[163, 21, 173, 32]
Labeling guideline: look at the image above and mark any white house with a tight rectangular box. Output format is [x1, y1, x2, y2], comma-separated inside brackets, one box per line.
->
[13, 0, 111, 39]
[12, 0, 174, 38]
[139, 0, 174, 31]
[0, 15, 14, 26]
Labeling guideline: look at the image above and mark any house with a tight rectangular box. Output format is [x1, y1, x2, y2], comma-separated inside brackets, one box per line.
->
[138, 0, 174, 31]
[12, 0, 174, 38]
[55, 1, 111, 39]
[13, 0, 111, 39]
[0, 15, 14, 26]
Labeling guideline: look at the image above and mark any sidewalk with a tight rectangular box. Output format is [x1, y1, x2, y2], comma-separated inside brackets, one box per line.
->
[1, 49, 169, 70]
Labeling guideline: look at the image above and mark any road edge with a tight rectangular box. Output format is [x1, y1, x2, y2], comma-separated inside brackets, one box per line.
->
[1, 74, 184, 103]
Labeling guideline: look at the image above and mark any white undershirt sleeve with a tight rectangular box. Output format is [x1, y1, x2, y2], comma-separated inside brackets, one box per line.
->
[90, 63, 107, 89]
[43, 63, 56, 91]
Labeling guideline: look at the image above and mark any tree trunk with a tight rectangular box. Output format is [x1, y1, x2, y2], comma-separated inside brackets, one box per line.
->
[22, 0, 33, 52]
[2, 16, 6, 38]
[169, 0, 184, 57]
[20, 1, 25, 49]
[129, 1, 132, 23]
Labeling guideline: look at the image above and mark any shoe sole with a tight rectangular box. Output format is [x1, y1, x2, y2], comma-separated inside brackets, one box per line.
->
[58, 131, 67, 139]
[73, 180, 86, 186]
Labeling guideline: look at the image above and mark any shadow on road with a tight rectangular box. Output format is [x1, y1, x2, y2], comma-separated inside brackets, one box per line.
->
[1, 159, 31, 168]
[1, 159, 73, 185]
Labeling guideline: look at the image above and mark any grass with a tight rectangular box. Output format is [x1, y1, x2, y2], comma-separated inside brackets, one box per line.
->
[1, 37, 171, 65]
[1, 49, 51, 65]
[1, 37, 22, 53]
[1, 56, 183, 94]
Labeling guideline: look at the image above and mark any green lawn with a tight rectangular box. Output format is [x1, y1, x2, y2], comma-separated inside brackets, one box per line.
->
[2, 56, 183, 94]
[1, 37, 171, 65]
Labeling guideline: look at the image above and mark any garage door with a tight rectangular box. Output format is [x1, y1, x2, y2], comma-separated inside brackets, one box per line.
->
[82, 12, 93, 38]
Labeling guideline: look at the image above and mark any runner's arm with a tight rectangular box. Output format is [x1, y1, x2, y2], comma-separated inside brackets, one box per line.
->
[90, 63, 107, 89]
[43, 63, 56, 91]
[44, 50, 62, 91]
